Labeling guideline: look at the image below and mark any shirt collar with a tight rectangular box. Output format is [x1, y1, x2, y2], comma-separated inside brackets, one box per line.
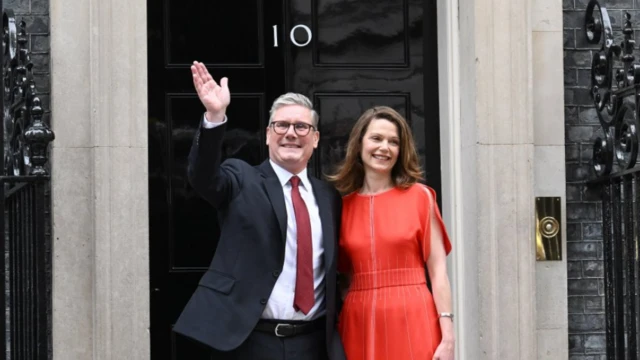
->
[269, 160, 312, 190]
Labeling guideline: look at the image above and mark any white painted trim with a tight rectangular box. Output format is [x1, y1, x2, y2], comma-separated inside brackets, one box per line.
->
[436, 0, 468, 357]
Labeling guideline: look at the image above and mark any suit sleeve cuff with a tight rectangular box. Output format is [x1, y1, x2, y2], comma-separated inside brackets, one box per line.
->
[202, 114, 227, 129]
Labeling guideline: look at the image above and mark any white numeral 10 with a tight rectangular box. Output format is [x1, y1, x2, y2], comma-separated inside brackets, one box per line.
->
[272, 25, 312, 48]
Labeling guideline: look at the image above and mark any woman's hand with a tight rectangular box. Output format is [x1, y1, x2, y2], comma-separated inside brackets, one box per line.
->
[433, 338, 454, 360]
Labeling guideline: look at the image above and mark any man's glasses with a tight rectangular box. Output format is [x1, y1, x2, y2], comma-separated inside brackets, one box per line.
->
[270, 121, 316, 136]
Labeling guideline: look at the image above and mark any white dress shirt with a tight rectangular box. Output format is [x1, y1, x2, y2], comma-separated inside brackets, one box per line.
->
[202, 115, 326, 320]
[202, 115, 227, 128]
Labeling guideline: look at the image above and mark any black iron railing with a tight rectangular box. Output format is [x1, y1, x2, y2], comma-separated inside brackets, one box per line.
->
[0, 9, 54, 360]
[586, 1, 640, 358]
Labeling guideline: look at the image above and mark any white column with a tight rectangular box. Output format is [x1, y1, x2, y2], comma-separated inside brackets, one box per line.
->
[437, 0, 480, 357]
[532, 0, 568, 357]
[50, 0, 149, 357]
[440, 0, 538, 357]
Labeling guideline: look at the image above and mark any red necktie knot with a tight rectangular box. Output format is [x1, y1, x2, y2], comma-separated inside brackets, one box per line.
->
[290, 176, 301, 188]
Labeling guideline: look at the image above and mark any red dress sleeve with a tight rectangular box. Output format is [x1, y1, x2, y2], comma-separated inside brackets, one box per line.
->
[420, 185, 452, 262]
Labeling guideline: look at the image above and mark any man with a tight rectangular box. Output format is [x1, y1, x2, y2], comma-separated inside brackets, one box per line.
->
[173, 61, 346, 360]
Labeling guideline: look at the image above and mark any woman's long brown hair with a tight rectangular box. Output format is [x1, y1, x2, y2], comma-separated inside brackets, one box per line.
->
[326, 106, 424, 195]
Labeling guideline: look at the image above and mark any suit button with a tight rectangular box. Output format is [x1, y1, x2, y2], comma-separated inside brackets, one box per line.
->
[272, 270, 280, 278]
[260, 298, 267, 305]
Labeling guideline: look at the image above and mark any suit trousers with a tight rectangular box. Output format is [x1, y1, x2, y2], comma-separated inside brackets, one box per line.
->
[208, 328, 327, 360]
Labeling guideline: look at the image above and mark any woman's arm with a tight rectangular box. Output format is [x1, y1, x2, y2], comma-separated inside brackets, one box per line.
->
[425, 191, 455, 357]
[427, 237, 455, 342]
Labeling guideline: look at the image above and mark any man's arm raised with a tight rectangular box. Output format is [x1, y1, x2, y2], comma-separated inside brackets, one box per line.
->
[191, 61, 229, 123]
[187, 61, 242, 208]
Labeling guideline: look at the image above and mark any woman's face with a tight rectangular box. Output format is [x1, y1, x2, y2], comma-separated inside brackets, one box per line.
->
[360, 118, 400, 176]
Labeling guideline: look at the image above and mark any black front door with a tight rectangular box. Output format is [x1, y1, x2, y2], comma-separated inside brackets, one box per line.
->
[148, 1, 440, 358]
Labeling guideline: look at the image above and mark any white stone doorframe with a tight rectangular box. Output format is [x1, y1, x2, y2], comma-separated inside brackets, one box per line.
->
[50, 0, 567, 358]
[438, 0, 541, 355]
[435, 0, 468, 357]
[51, 0, 149, 358]
[437, 0, 568, 358]
[437, 0, 481, 357]
[48, 0, 469, 358]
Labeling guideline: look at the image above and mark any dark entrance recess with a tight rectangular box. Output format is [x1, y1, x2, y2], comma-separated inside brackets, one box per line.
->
[147, 0, 440, 358]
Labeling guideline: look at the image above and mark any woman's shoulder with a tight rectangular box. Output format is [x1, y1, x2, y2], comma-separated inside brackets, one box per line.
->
[401, 183, 438, 206]
[404, 183, 435, 195]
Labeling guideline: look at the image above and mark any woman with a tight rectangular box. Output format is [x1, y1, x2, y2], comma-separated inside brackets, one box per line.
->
[329, 106, 455, 360]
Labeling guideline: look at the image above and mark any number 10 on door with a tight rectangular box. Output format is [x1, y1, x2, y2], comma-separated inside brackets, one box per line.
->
[272, 25, 312, 47]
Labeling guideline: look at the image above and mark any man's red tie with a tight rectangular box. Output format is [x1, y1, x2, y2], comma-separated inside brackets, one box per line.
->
[290, 176, 314, 314]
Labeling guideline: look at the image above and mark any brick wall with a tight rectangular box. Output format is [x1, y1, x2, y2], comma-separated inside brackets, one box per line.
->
[3, 0, 50, 358]
[562, 0, 635, 358]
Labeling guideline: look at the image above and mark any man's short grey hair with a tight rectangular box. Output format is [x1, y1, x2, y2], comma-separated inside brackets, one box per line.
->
[269, 92, 319, 127]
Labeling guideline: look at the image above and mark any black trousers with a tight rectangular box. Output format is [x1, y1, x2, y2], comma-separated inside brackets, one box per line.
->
[209, 328, 327, 360]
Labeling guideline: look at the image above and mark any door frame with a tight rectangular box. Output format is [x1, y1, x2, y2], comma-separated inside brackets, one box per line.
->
[49, 0, 464, 358]
[433, 0, 467, 357]
[51, 0, 460, 360]
[143, 0, 466, 356]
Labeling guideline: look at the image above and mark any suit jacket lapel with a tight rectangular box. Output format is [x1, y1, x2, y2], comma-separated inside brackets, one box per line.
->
[259, 160, 336, 265]
[259, 161, 287, 243]
[310, 177, 335, 270]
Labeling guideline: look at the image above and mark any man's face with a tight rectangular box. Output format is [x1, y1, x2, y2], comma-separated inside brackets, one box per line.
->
[266, 105, 319, 174]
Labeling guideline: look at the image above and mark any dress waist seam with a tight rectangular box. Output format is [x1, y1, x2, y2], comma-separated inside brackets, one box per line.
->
[349, 267, 426, 291]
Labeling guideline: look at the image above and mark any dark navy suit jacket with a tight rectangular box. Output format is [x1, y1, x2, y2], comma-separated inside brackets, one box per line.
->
[173, 121, 345, 359]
